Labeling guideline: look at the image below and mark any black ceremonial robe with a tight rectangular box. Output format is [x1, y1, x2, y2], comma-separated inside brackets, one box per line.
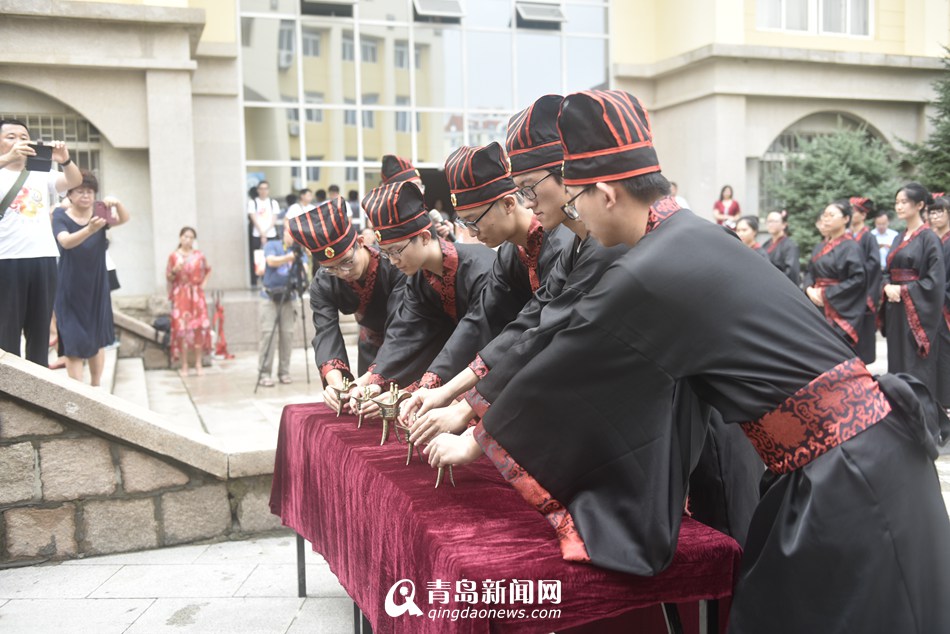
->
[478, 204, 950, 634]
[448, 218, 570, 386]
[851, 226, 881, 363]
[881, 226, 946, 394]
[310, 247, 405, 382]
[368, 239, 495, 390]
[762, 234, 801, 286]
[937, 232, 950, 406]
[801, 234, 867, 352]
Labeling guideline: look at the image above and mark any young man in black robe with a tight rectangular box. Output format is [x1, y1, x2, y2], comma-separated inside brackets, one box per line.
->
[848, 196, 881, 363]
[357, 180, 496, 394]
[425, 89, 950, 633]
[802, 199, 868, 352]
[287, 196, 406, 411]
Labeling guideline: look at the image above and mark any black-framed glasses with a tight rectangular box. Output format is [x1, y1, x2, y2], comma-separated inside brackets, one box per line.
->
[323, 251, 358, 273]
[379, 237, 415, 261]
[454, 199, 497, 235]
[518, 172, 555, 202]
[561, 186, 593, 220]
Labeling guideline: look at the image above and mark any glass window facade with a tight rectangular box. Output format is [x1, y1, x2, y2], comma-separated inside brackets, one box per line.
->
[240, 0, 608, 200]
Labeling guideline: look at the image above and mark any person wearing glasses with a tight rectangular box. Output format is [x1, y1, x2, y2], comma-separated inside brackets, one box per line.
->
[286, 196, 406, 406]
[351, 179, 495, 398]
[928, 195, 950, 410]
[801, 199, 867, 355]
[847, 196, 881, 364]
[425, 90, 950, 633]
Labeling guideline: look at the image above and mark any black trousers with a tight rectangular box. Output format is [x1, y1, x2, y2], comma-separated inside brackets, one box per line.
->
[0, 257, 57, 367]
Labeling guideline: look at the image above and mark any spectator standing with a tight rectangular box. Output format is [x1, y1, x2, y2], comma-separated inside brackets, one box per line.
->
[246, 180, 279, 286]
[873, 212, 898, 270]
[258, 224, 301, 387]
[0, 118, 82, 366]
[285, 188, 313, 220]
[670, 181, 690, 210]
[52, 171, 130, 386]
[167, 227, 212, 377]
[712, 184, 740, 229]
[762, 210, 801, 286]
[346, 189, 364, 230]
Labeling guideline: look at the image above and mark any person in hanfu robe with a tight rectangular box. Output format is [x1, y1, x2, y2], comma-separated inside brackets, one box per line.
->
[880, 182, 946, 395]
[926, 195, 950, 409]
[286, 196, 407, 412]
[353, 180, 495, 398]
[734, 216, 767, 256]
[802, 199, 867, 354]
[404, 94, 762, 546]
[425, 89, 950, 634]
[761, 209, 801, 286]
[847, 196, 881, 363]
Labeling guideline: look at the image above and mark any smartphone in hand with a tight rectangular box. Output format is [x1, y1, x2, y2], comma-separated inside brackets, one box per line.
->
[25, 143, 53, 172]
[93, 201, 116, 225]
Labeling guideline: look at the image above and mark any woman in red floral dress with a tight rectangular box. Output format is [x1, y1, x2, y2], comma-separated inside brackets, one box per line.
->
[166, 226, 212, 376]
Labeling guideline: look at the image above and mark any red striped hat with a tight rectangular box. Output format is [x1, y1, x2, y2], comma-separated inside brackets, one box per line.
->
[506, 95, 564, 177]
[362, 181, 431, 245]
[557, 90, 660, 186]
[287, 196, 357, 264]
[848, 197, 875, 216]
[444, 142, 518, 211]
[381, 155, 422, 186]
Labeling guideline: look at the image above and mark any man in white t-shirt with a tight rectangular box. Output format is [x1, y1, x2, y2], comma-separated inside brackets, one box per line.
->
[873, 212, 899, 270]
[0, 119, 82, 366]
[246, 180, 280, 286]
[284, 188, 313, 221]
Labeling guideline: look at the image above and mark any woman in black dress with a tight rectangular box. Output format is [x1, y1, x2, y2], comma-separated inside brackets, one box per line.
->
[881, 182, 945, 394]
[53, 170, 130, 386]
[927, 195, 950, 409]
[802, 200, 867, 353]
[761, 209, 800, 286]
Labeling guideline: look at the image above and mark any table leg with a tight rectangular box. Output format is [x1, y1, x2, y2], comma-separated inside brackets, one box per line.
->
[661, 603, 684, 634]
[353, 602, 374, 633]
[699, 599, 719, 634]
[296, 533, 307, 598]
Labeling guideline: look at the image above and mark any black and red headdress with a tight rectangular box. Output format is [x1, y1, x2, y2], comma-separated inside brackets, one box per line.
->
[506, 94, 564, 177]
[362, 181, 431, 245]
[287, 196, 357, 264]
[444, 142, 518, 211]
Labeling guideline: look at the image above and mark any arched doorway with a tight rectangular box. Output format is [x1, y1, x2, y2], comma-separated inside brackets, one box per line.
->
[758, 112, 888, 213]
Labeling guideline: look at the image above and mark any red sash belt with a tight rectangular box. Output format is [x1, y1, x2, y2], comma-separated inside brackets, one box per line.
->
[813, 277, 839, 288]
[890, 268, 919, 283]
[739, 358, 891, 474]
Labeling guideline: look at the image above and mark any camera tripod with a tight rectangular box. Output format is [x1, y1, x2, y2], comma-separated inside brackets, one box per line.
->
[254, 245, 312, 393]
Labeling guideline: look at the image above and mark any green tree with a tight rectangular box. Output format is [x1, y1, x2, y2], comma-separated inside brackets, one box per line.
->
[903, 48, 950, 190]
[767, 127, 899, 262]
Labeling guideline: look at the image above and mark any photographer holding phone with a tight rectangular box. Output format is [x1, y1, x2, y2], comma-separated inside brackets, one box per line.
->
[0, 118, 82, 367]
[53, 170, 129, 386]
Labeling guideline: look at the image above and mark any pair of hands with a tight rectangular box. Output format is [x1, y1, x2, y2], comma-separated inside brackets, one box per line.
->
[321, 381, 481, 467]
[883, 284, 902, 303]
[1, 139, 69, 166]
[805, 286, 824, 308]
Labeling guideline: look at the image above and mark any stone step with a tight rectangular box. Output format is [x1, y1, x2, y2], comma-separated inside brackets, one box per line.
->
[112, 357, 149, 409]
[144, 368, 206, 436]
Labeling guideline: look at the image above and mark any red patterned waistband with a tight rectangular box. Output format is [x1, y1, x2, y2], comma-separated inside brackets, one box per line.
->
[891, 268, 919, 283]
[814, 277, 840, 288]
[739, 358, 891, 474]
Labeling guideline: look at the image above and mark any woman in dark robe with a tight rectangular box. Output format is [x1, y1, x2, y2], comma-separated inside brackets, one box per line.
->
[849, 196, 881, 363]
[761, 209, 800, 286]
[881, 182, 946, 395]
[802, 199, 867, 353]
[735, 215, 767, 256]
[927, 195, 950, 409]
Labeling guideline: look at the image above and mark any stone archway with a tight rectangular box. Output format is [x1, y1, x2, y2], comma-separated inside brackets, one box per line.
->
[757, 111, 888, 213]
[0, 83, 103, 176]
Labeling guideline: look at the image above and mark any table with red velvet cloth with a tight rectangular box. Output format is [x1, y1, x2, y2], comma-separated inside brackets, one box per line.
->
[269, 403, 742, 634]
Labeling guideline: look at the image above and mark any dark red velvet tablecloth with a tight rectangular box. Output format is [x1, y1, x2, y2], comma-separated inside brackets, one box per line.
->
[269, 403, 741, 634]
